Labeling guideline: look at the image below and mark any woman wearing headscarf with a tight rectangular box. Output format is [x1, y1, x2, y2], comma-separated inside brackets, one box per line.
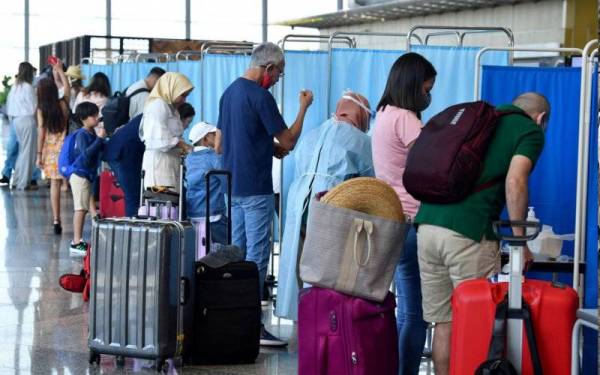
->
[275, 91, 375, 321]
[139, 72, 194, 192]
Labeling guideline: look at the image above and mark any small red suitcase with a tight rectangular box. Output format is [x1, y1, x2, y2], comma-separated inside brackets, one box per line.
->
[99, 171, 126, 218]
[450, 221, 578, 375]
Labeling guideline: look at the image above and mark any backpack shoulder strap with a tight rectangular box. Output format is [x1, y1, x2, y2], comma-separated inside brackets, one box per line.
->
[521, 301, 543, 375]
[127, 87, 150, 99]
[473, 176, 504, 194]
[487, 298, 508, 360]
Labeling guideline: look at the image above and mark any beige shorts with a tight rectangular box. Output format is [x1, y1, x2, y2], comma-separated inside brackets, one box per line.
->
[70, 174, 91, 211]
[417, 224, 500, 323]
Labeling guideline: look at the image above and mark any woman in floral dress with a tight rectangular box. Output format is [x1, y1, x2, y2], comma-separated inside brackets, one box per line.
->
[36, 59, 70, 235]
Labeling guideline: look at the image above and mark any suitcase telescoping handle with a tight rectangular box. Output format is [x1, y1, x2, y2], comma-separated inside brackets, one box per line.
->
[140, 170, 145, 208]
[492, 220, 541, 244]
[492, 220, 542, 373]
[205, 170, 232, 254]
[178, 156, 185, 221]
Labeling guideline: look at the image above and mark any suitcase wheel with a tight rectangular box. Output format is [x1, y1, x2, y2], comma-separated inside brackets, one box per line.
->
[88, 350, 100, 365]
[116, 355, 125, 367]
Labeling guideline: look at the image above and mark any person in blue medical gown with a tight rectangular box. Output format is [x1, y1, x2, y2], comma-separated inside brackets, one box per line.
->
[275, 92, 374, 320]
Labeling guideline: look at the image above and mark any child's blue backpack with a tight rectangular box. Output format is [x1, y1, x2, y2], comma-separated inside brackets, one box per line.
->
[58, 129, 80, 178]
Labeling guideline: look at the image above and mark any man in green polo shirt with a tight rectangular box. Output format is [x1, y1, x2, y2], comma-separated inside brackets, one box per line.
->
[414, 92, 549, 375]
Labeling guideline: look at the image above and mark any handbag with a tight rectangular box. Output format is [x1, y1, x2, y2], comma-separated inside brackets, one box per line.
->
[299, 198, 406, 302]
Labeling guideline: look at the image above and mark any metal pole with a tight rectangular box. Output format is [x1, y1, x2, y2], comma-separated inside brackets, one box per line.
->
[185, 0, 191, 39]
[106, 0, 111, 60]
[507, 243, 523, 372]
[337, 0, 343, 11]
[573, 39, 598, 293]
[262, 0, 268, 43]
[24, 0, 29, 61]
[106, 0, 111, 35]
[571, 318, 599, 375]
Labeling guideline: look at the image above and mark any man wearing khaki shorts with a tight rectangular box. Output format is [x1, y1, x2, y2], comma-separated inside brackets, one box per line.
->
[414, 93, 550, 375]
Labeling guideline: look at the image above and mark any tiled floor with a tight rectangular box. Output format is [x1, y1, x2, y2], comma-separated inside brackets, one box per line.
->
[0, 187, 435, 374]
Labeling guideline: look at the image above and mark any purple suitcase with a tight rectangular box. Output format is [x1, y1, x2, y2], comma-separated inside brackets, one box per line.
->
[191, 218, 208, 261]
[298, 287, 399, 375]
[138, 200, 179, 220]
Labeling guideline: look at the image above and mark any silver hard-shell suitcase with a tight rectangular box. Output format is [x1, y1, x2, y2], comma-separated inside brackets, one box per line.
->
[88, 218, 195, 370]
[88, 158, 194, 371]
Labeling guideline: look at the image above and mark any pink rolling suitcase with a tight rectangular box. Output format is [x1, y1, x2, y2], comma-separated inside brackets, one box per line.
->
[298, 287, 399, 375]
[138, 200, 179, 220]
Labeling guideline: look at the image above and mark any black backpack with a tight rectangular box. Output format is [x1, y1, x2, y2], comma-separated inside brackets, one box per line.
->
[101, 87, 148, 135]
[475, 359, 518, 375]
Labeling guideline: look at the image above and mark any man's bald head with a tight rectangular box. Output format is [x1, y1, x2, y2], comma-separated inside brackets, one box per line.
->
[512, 92, 550, 130]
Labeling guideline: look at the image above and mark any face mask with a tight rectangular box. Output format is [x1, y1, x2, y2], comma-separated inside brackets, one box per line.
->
[260, 70, 272, 89]
[417, 92, 432, 112]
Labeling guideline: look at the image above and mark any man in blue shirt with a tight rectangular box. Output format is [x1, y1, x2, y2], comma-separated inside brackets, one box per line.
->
[216, 42, 313, 347]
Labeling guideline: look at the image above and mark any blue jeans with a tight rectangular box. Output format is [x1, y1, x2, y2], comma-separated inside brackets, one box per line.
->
[3, 121, 41, 180]
[231, 194, 274, 300]
[395, 225, 427, 375]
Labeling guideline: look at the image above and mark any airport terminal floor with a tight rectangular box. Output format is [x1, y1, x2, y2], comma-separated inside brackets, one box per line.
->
[0, 129, 435, 374]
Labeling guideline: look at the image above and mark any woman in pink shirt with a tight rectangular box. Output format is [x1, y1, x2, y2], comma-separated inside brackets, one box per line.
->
[372, 53, 436, 375]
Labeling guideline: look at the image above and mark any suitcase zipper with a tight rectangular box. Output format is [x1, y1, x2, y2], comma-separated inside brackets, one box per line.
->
[342, 301, 357, 373]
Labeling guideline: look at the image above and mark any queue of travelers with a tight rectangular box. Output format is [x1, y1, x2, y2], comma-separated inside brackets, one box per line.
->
[0, 42, 548, 373]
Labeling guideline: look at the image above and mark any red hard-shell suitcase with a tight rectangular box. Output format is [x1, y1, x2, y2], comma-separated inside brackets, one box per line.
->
[450, 221, 578, 375]
[99, 170, 125, 218]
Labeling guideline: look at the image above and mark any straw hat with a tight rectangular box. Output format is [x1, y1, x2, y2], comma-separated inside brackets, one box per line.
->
[322, 177, 405, 222]
[65, 65, 85, 82]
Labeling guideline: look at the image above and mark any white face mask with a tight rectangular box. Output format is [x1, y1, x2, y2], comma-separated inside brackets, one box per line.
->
[340, 93, 373, 119]
[338, 91, 375, 131]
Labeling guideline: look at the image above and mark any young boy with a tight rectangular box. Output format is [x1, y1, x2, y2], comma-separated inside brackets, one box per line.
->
[69, 102, 106, 256]
[185, 122, 228, 244]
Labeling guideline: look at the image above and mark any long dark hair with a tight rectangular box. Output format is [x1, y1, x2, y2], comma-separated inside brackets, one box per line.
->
[84, 72, 111, 97]
[37, 78, 66, 134]
[16, 62, 35, 84]
[377, 53, 437, 118]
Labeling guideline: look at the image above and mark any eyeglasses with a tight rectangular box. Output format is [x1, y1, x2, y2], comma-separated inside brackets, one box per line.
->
[262, 64, 284, 78]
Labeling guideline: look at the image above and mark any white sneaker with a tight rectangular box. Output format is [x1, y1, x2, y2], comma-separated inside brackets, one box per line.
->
[69, 242, 87, 257]
[260, 325, 287, 347]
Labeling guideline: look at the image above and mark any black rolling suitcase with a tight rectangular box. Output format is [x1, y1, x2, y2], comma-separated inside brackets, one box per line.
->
[186, 170, 261, 365]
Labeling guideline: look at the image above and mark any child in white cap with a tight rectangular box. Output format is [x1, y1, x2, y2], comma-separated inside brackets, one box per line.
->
[186, 122, 228, 244]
